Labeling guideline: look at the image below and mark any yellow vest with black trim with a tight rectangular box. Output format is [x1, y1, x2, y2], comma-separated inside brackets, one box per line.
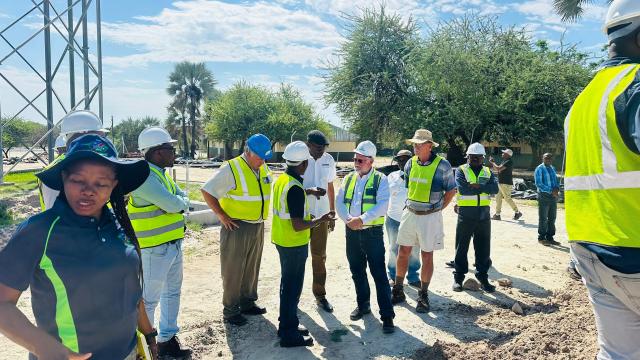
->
[271, 173, 311, 247]
[565, 64, 640, 247]
[127, 166, 185, 248]
[219, 156, 272, 221]
[456, 164, 491, 207]
[342, 170, 385, 226]
[38, 154, 66, 211]
[407, 155, 443, 203]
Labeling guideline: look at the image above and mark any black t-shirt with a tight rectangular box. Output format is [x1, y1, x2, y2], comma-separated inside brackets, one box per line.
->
[497, 159, 513, 185]
[285, 169, 306, 219]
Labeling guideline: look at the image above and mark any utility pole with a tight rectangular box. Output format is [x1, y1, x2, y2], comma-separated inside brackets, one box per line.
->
[110, 115, 114, 141]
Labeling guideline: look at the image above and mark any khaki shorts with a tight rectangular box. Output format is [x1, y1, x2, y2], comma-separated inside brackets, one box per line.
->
[397, 209, 444, 252]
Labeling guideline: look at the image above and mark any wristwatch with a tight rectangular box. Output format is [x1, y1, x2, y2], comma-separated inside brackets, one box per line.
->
[144, 329, 158, 345]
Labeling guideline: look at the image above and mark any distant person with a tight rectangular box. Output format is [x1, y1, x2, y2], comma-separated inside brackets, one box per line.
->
[385, 149, 421, 289]
[534, 153, 560, 246]
[489, 149, 522, 221]
[303, 130, 337, 313]
[54, 134, 66, 156]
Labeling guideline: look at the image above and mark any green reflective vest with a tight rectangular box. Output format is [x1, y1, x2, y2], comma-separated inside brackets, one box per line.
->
[219, 156, 272, 221]
[456, 164, 491, 207]
[271, 173, 311, 247]
[565, 64, 640, 247]
[342, 170, 385, 226]
[127, 166, 185, 248]
[407, 155, 443, 203]
[38, 154, 66, 211]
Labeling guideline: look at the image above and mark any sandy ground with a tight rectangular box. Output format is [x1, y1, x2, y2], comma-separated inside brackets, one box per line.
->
[0, 191, 598, 360]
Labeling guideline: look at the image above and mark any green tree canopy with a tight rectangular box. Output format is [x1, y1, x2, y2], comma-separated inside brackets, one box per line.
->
[112, 116, 160, 155]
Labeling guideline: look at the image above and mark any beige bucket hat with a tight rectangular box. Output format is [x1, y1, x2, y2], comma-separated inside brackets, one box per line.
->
[405, 129, 439, 147]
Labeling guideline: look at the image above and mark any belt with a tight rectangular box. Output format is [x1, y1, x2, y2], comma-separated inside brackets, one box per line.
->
[407, 207, 441, 216]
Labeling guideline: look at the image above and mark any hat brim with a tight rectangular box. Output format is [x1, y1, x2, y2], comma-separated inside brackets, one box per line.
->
[36, 151, 150, 194]
[405, 139, 439, 147]
[259, 150, 273, 161]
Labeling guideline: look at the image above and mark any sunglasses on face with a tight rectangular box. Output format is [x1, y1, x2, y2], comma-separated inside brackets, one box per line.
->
[353, 157, 369, 164]
[155, 146, 176, 153]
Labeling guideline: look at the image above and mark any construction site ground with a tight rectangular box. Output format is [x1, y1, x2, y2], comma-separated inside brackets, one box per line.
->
[0, 171, 597, 360]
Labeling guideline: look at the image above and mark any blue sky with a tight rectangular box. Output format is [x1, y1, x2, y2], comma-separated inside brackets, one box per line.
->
[0, 0, 609, 128]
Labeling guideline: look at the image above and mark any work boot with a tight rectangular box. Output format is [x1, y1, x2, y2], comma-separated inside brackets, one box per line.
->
[382, 317, 395, 334]
[478, 279, 496, 293]
[157, 335, 192, 359]
[350, 306, 371, 321]
[280, 335, 313, 348]
[513, 212, 523, 220]
[538, 237, 551, 246]
[277, 326, 310, 338]
[241, 305, 267, 315]
[316, 297, 334, 313]
[391, 285, 406, 305]
[491, 214, 501, 220]
[546, 237, 560, 245]
[416, 291, 430, 313]
[224, 314, 248, 326]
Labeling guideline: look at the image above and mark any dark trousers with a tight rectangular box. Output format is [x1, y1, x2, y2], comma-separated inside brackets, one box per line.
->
[345, 226, 394, 319]
[453, 216, 492, 283]
[276, 243, 308, 341]
[537, 192, 557, 239]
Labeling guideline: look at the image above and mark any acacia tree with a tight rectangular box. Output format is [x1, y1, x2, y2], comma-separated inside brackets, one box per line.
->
[113, 116, 160, 155]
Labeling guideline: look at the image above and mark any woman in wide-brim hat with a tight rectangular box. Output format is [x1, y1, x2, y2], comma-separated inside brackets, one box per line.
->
[0, 134, 158, 360]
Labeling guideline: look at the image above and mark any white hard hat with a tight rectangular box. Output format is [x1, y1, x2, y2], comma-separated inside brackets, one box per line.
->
[282, 141, 310, 165]
[54, 134, 66, 149]
[138, 127, 177, 153]
[60, 110, 108, 136]
[604, 0, 640, 41]
[501, 148, 513, 157]
[354, 141, 377, 158]
[466, 142, 486, 156]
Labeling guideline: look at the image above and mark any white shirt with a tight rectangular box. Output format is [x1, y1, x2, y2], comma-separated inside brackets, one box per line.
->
[336, 169, 390, 226]
[387, 170, 407, 221]
[302, 152, 337, 217]
[41, 183, 59, 210]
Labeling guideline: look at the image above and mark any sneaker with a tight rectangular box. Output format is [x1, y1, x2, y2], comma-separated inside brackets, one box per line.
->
[350, 306, 371, 321]
[316, 298, 334, 313]
[391, 285, 406, 305]
[416, 291, 430, 313]
[157, 335, 192, 358]
[452, 281, 463, 292]
[478, 279, 496, 293]
[382, 317, 395, 334]
[445, 260, 455, 268]
[546, 237, 560, 245]
[513, 212, 523, 220]
[538, 238, 551, 246]
[280, 336, 313, 348]
[224, 314, 248, 326]
[491, 214, 501, 220]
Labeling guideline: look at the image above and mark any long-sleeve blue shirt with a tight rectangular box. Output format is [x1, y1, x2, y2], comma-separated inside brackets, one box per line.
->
[534, 164, 559, 194]
[455, 165, 499, 221]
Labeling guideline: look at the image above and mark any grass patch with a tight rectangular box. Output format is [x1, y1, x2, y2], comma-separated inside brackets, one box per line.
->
[0, 171, 39, 198]
[186, 220, 203, 232]
[177, 182, 205, 202]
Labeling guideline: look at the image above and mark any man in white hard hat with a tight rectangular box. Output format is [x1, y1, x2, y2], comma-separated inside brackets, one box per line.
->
[565, 2, 640, 354]
[272, 141, 334, 348]
[392, 129, 456, 313]
[336, 140, 395, 334]
[127, 126, 192, 358]
[38, 110, 109, 210]
[54, 134, 66, 156]
[452, 143, 499, 292]
[489, 148, 522, 221]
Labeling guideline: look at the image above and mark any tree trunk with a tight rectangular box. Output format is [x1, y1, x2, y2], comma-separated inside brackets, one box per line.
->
[446, 137, 466, 167]
[189, 101, 197, 159]
[223, 141, 233, 160]
[180, 113, 188, 158]
[530, 143, 544, 170]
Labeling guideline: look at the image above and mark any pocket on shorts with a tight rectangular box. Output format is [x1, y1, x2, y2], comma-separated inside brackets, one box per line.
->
[612, 275, 640, 313]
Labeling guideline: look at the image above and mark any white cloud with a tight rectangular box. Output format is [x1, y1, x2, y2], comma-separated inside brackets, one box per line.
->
[511, 0, 607, 34]
[101, 0, 343, 68]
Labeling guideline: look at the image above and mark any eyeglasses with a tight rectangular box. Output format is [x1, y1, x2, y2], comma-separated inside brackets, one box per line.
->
[353, 158, 368, 164]
[155, 146, 176, 154]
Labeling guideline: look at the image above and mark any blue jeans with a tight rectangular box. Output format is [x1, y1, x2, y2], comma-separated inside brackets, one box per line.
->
[385, 217, 421, 283]
[276, 244, 308, 341]
[537, 192, 557, 239]
[141, 240, 183, 343]
[346, 226, 394, 319]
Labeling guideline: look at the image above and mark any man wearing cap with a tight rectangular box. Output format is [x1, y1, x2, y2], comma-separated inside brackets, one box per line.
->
[565, 1, 640, 356]
[38, 110, 109, 211]
[393, 129, 456, 313]
[534, 153, 560, 246]
[272, 141, 334, 348]
[303, 130, 337, 312]
[452, 143, 499, 293]
[128, 126, 192, 358]
[386, 150, 421, 289]
[336, 141, 395, 334]
[201, 134, 273, 326]
[489, 149, 522, 221]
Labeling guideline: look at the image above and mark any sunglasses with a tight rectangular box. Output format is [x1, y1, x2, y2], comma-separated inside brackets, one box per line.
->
[353, 157, 369, 164]
[155, 146, 176, 153]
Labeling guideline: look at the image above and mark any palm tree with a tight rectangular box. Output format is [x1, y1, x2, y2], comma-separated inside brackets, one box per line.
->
[553, 0, 612, 22]
[167, 62, 216, 158]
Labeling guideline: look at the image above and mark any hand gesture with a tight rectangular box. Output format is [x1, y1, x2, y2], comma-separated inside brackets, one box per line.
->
[219, 213, 239, 231]
[346, 217, 364, 230]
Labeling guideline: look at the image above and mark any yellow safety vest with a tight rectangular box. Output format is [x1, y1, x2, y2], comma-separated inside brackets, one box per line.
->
[342, 170, 385, 226]
[565, 64, 640, 247]
[219, 156, 272, 221]
[38, 154, 66, 211]
[127, 166, 185, 248]
[456, 164, 491, 207]
[407, 155, 443, 203]
[271, 173, 311, 247]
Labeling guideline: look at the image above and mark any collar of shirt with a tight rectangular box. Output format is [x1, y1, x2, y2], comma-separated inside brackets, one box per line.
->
[52, 197, 113, 228]
[286, 168, 304, 183]
[599, 56, 640, 71]
[416, 152, 437, 166]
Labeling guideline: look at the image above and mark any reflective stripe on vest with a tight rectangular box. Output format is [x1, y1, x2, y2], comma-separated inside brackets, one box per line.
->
[219, 156, 272, 221]
[127, 166, 185, 248]
[271, 173, 311, 247]
[565, 64, 640, 247]
[456, 164, 491, 207]
[407, 155, 443, 203]
[38, 154, 66, 211]
[342, 170, 385, 226]
[39, 216, 80, 352]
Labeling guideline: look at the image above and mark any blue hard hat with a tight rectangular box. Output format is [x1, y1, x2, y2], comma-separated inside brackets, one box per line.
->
[247, 134, 273, 160]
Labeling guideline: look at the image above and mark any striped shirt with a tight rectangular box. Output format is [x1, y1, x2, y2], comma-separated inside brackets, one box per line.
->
[534, 164, 559, 193]
[404, 153, 456, 211]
